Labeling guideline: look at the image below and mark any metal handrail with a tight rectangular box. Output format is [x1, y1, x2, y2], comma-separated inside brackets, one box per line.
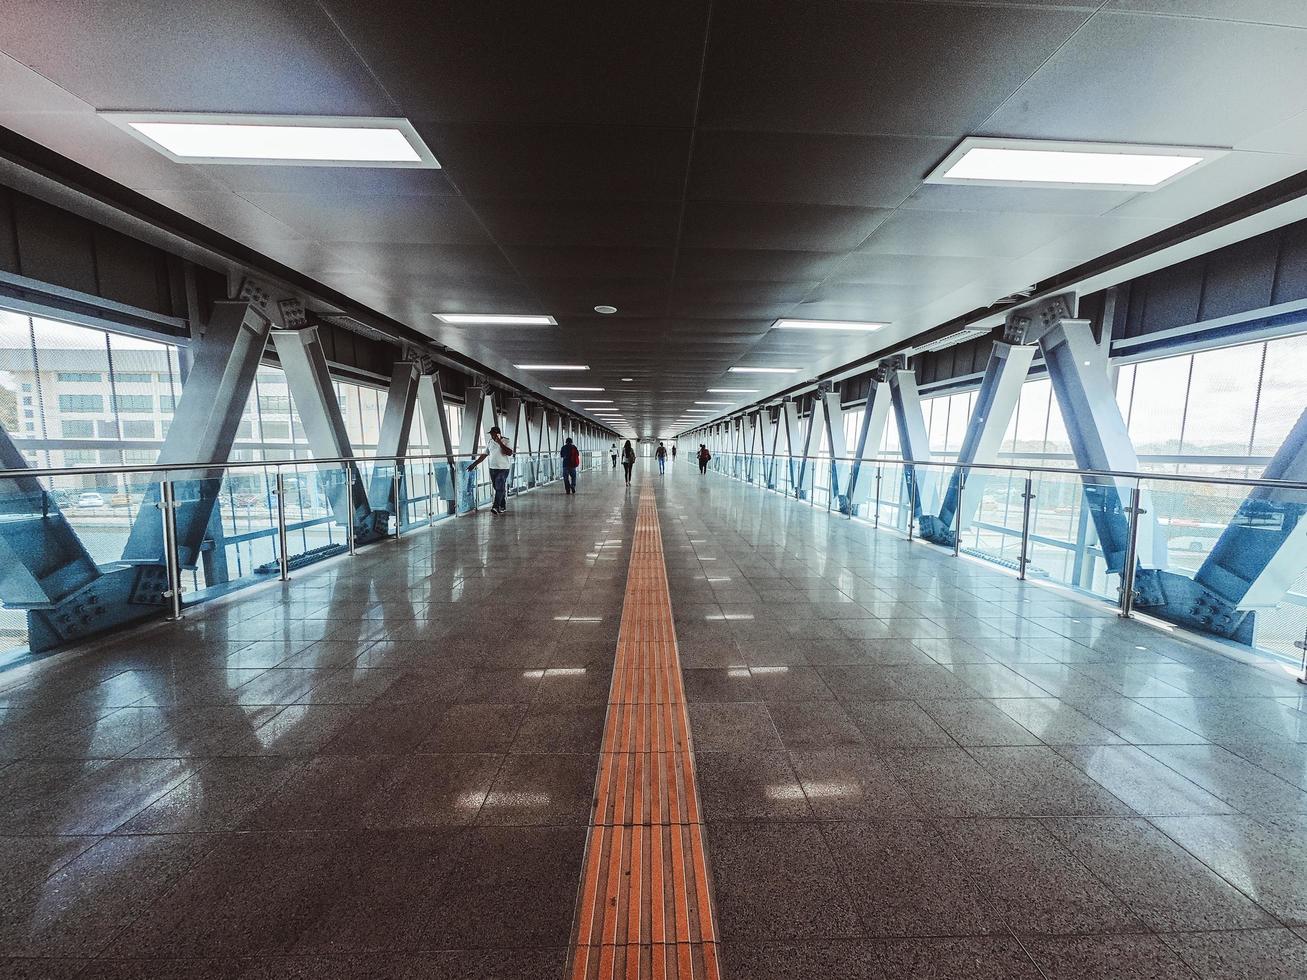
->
[0, 449, 589, 482]
[702, 451, 1307, 494]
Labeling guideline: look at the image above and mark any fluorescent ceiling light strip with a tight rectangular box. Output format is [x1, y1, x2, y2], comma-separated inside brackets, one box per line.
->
[707, 388, 758, 394]
[728, 366, 799, 374]
[550, 387, 604, 392]
[435, 313, 555, 325]
[773, 318, 886, 332]
[515, 364, 589, 371]
[926, 137, 1220, 191]
[572, 399, 613, 404]
[101, 113, 438, 168]
[694, 401, 731, 405]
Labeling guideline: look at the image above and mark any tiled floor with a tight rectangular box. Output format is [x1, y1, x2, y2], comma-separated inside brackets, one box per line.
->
[661, 463, 1307, 979]
[3, 459, 1307, 978]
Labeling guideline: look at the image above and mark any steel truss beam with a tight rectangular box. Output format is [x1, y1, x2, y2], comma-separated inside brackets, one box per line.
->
[888, 367, 937, 525]
[920, 341, 1037, 546]
[368, 362, 420, 528]
[415, 371, 457, 510]
[271, 326, 383, 542]
[847, 378, 893, 512]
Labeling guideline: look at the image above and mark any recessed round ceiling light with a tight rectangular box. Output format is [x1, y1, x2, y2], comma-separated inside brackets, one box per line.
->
[594, 305, 618, 314]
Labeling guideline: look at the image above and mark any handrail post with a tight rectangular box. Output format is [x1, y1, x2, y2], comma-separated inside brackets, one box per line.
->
[392, 457, 402, 541]
[274, 469, 290, 581]
[344, 463, 356, 556]
[1119, 482, 1143, 619]
[873, 466, 882, 529]
[907, 471, 916, 542]
[159, 479, 183, 621]
[953, 473, 964, 558]
[1018, 476, 1034, 581]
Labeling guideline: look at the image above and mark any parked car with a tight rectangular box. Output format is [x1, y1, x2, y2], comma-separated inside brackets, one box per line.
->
[76, 492, 106, 509]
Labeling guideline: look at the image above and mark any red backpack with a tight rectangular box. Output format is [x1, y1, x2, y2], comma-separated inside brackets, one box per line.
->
[564, 445, 580, 467]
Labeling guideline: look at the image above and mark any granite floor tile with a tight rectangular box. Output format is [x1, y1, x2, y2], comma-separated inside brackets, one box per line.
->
[787, 748, 919, 819]
[695, 750, 812, 822]
[767, 701, 866, 750]
[1043, 816, 1276, 931]
[1024, 934, 1197, 979]
[0, 834, 218, 957]
[1151, 814, 1307, 925]
[478, 752, 596, 825]
[1052, 745, 1235, 816]
[721, 937, 1042, 979]
[687, 702, 782, 752]
[936, 819, 1147, 936]
[822, 820, 1005, 937]
[1160, 928, 1307, 979]
[707, 822, 863, 942]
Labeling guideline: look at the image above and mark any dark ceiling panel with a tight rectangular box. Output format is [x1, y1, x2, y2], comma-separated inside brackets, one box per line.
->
[1109, 0, 1307, 31]
[203, 165, 458, 198]
[983, 11, 1307, 146]
[240, 193, 492, 245]
[829, 252, 996, 287]
[856, 209, 1075, 259]
[426, 125, 692, 202]
[675, 248, 846, 283]
[319, 0, 712, 127]
[525, 278, 672, 317]
[326, 243, 518, 280]
[472, 201, 683, 248]
[698, 0, 1090, 136]
[689, 131, 954, 208]
[1, 0, 395, 115]
[681, 202, 889, 251]
[504, 246, 677, 281]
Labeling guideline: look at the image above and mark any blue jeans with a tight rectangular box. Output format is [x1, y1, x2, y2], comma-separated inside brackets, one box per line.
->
[489, 468, 509, 510]
[563, 465, 577, 492]
[658, 456, 665, 473]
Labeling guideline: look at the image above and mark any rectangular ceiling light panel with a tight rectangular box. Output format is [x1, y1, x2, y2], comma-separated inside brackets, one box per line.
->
[707, 388, 758, 394]
[102, 113, 440, 168]
[435, 313, 555, 325]
[728, 366, 799, 374]
[773, 319, 886, 332]
[925, 137, 1223, 191]
[515, 364, 589, 371]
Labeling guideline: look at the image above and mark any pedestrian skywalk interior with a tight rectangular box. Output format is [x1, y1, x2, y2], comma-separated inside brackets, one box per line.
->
[4, 466, 1307, 978]
[6, 1, 1307, 977]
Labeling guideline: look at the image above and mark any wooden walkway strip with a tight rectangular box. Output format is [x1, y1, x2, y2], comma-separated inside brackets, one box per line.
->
[568, 486, 722, 980]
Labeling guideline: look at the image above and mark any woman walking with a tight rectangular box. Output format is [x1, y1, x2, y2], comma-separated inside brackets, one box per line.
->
[621, 440, 637, 486]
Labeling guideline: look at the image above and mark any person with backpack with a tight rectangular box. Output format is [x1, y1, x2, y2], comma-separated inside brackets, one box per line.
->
[467, 424, 515, 514]
[561, 437, 580, 494]
[610, 443, 618, 469]
[655, 441, 667, 474]
[697, 443, 711, 474]
[621, 440, 637, 486]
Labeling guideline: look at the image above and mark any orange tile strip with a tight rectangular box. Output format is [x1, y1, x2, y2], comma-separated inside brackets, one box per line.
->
[569, 486, 722, 980]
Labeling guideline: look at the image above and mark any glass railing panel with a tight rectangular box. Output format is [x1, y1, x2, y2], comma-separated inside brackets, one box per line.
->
[1025, 469, 1116, 603]
[184, 467, 281, 599]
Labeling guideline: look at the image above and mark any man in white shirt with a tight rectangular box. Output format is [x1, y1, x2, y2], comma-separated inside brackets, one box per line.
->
[468, 425, 515, 514]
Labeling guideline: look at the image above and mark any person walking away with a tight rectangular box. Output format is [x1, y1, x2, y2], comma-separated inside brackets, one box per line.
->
[621, 440, 636, 486]
[697, 443, 711, 474]
[671, 444, 677, 462]
[655, 441, 667, 475]
[467, 424, 515, 514]
[561, 437, 580, 494]
[610, 443, 618, 469]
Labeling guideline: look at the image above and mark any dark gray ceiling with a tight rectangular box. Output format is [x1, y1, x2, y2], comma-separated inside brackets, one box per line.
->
[1, 0, 1306, 436]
